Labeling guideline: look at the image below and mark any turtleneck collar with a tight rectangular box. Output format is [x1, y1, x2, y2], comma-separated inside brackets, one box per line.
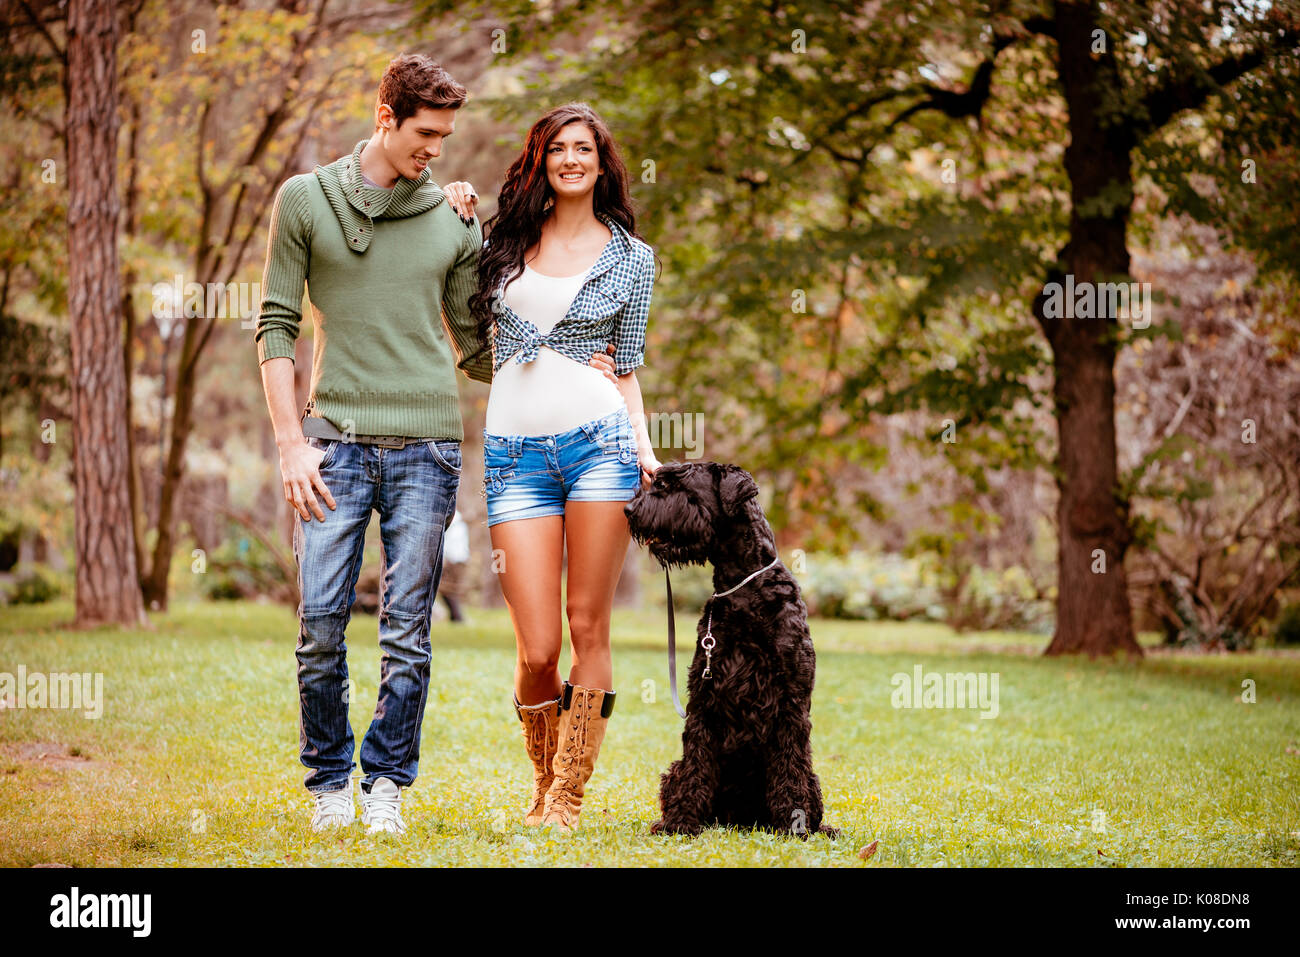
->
[314, 139, 447, 253]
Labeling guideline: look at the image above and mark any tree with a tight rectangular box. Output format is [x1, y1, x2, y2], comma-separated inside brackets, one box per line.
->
[65, 0, 144, 626]
[423, 0, 1299, 655]
[121, 1, 398, 610]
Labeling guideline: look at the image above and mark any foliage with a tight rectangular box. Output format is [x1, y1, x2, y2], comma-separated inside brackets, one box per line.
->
[1273, 603, 1300, 647]
[2, 563, 67, 605]
[1121, 222, 1300, 649]
[948, 564, 1055, 635]
[200, 534, 292, 603]
[651, 549, 1051, 631]
[798, 551, 947, 622]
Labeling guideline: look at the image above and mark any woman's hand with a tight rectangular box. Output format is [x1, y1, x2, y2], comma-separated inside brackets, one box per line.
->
[589, 343, 618, 383]
[637, 443, 661, 489]
[444, 181, 479, 225]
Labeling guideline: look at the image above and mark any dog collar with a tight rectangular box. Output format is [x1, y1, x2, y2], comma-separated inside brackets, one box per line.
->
[710, 555, 781, 599]
[663, 555, 782, 720]
[698, 555, 782, 680]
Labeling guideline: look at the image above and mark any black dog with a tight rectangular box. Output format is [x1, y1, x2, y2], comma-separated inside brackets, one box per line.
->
[625, 461, 836, 838]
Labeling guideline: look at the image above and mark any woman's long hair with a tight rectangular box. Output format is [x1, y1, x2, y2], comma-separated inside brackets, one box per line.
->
[469, 103, 645, 351]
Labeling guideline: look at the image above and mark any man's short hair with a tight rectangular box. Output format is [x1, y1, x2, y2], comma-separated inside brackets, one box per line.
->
[376, 53, 468, 128]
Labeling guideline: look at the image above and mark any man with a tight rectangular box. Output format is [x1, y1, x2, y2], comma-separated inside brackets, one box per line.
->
[255, 53, 616, 835]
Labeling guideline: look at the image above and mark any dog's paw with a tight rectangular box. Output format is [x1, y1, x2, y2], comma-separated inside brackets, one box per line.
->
[651, 818, 703, 837]
[817, 824, 841, 840]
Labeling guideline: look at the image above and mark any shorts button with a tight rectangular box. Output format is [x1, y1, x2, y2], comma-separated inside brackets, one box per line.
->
[546, 438, 554, 445]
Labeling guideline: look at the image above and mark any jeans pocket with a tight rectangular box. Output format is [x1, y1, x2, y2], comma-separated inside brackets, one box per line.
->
[308, 436, 340, 469]
[425, 440, 462, 476]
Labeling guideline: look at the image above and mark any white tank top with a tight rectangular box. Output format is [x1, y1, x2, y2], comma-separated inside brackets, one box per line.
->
[484, 264, 627, 436]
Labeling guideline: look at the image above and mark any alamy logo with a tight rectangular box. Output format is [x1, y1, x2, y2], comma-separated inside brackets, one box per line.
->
[49, 887, 151, 937]
[0, 666, 103, 719]
[1040, 274, 1153, 328]
[891, 665, 1000, 719]
[151, 274, 261, 324]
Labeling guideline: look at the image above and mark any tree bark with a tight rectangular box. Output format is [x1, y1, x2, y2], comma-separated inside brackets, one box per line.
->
[66, 0, 145, 627]
[1037, 0, 1142, 656]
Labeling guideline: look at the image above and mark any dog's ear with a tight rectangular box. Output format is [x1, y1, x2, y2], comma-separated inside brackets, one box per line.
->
[719, 465, 759, 518]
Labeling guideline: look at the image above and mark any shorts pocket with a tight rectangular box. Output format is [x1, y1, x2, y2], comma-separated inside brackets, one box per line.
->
[600, 433, 637, 465]
[596, 415, 636, 465]
[483, 444, 513, 469]
[483, 465, 516, 497]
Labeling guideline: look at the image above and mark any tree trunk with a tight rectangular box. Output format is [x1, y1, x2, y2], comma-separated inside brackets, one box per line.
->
[1037, 0, 1142, 656]
[141, 318, 199, 610]
[66, 0, 145, 627]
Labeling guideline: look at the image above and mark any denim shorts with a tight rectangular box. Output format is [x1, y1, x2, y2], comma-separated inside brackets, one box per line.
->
[482, 406, 641, 527]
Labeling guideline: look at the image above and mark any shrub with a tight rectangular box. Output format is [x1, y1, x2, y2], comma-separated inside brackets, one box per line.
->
[1274, 604, 1300, 646]
[3, 564, 65, 605]
[645, 549, 1055, 631]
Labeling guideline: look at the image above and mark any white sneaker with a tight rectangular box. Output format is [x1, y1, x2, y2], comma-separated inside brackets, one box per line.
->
[310, 779, 356, 832]
[360, 777, 406, 835]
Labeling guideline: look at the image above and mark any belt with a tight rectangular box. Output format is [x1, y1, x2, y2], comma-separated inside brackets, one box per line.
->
[301, 415, 435, 449]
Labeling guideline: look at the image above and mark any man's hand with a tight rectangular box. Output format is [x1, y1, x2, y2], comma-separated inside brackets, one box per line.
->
[279, 438, 337, 522]
[444, 181, 479, 226]
[589, 343, 618, 383]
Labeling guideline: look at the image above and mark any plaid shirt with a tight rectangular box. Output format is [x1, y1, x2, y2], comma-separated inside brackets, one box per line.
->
[488, 215, 655, 377]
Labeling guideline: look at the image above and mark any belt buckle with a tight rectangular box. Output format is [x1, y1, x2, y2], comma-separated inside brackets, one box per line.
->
[374, 435, 406, 449]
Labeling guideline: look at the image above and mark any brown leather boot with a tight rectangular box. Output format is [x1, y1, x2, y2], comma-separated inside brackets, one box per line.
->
[541, 680, 616, 831]
[514, 693, 562, 826]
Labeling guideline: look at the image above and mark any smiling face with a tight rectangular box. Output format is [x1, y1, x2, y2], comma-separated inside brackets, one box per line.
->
[545, 122, 603, 197]
[376, 103, 457, 181]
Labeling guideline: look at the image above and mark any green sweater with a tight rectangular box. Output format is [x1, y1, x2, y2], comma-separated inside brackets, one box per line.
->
[255, 139, 493, 440]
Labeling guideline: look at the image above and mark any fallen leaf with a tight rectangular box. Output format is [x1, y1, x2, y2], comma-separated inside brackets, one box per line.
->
[858, 840, 878, 860]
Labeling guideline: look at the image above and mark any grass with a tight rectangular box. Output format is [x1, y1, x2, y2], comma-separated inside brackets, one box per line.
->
[1, 598, 1298, 867]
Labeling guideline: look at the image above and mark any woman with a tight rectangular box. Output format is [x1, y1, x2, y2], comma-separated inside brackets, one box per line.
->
[447, 103, 660, 831]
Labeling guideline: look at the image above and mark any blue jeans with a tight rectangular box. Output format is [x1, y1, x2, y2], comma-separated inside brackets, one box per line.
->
[292, 434, 461, 794]
[482, 407, 641, 526]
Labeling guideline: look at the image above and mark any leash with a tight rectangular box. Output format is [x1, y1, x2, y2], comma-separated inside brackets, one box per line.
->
[665, 555, 781, 720]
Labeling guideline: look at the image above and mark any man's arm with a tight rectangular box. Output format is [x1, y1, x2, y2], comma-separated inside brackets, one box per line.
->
[254, 176, 333, 521]
[260, 357, 335, 522]
[442, 216, 494, 384]
[255, 176, 312, 365]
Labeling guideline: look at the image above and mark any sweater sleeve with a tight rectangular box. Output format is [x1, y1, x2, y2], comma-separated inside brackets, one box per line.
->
[612, 244, 655, 376]
[442, 217, 494, 384]
[255, 176, 313, 364]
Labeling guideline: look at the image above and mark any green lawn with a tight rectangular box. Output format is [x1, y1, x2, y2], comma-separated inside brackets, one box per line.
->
[1, 599, 1298, 867]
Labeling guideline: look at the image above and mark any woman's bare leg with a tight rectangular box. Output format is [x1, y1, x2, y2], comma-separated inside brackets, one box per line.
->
[563, 501, 632, 690]
[490, 515, 565, 705]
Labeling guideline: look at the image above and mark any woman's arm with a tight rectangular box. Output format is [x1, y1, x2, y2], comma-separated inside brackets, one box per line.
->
[590, 343, 661, 485]
[612, 368, 661, 487]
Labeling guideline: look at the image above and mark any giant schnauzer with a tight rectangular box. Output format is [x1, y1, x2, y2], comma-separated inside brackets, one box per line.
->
[625, 461, 836, 838]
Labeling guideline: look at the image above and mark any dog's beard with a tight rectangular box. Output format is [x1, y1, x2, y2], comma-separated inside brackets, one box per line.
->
[626, 496, 714, 568]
